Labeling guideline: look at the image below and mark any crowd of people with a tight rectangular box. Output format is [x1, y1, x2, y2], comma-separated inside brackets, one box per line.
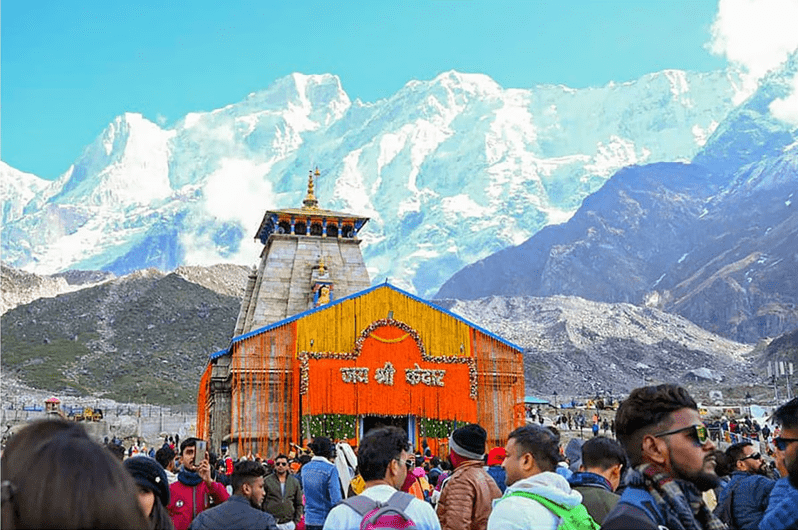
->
[1, 384, 797, 530]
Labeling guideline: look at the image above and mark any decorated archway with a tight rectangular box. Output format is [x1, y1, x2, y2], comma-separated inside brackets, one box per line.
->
[299, 319, 477, 448]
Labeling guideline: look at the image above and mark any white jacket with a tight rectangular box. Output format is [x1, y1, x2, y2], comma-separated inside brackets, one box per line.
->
[487, 471, 583, 530]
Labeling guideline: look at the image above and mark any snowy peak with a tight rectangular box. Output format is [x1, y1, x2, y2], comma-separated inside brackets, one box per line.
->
[52, 112, 175, 207]
[0, 162, 50, 224]
[3, 67, 746, 297]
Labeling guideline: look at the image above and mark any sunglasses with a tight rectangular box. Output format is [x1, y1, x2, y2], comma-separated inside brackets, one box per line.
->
[774, 437, 798, 451]
[275, 462, 288, 466]
[739, 452, 761, 462]
[654, 424, 709, 445]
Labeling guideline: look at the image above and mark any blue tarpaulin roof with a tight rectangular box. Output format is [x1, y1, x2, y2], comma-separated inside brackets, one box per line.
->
[524, 396, 550, 405]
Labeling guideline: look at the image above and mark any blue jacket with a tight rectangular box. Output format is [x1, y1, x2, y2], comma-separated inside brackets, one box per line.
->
[301, 456, 342, 526]
[759, 477, 798, 530]
[188, 495, 277, 530]
[486, 465, 507, 493]
[716, 471, 774, 530]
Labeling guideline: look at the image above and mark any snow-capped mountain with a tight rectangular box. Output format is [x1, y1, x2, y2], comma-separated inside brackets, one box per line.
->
[2, 68, 744, 297]
[436, 55, 798, 342]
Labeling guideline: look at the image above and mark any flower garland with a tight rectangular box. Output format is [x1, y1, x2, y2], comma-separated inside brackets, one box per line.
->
[298, 318, 477, 399]
[302, 413, 358, 441]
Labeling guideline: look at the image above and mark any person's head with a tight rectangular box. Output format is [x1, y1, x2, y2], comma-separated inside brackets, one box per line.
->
[712, 450, 734, 478]
[308, 436, 335, 460]
[449, 423, 487, 466]
[357, 426, 411, 489]
[106, 442, 126, 461]
[123, 455, 173, 529]
[273, 453, 290, 476]
[727, 442, 766, 475]
[502, 424, 560, 487]
[179, 437, 204, 472]
[773, 397, 798, 487]
[1, 419, 148, 530]
[615, 384, 717, 491]
[487, 447, 507, 467]
[155, 446, 176, 472]
[231, 460, 266, 508]
[579, 436, 627, 491]
[430, 456, 441, 468]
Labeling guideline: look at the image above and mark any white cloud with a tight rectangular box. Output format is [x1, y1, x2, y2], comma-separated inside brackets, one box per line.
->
[770, 74, 798, 124]
[708, 0, 798, 106]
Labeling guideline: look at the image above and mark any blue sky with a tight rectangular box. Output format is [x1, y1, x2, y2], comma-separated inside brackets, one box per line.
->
[2, 1, 730, 180]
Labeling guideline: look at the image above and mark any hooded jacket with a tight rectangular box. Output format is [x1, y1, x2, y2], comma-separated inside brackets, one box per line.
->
[487, 471, 584, 530]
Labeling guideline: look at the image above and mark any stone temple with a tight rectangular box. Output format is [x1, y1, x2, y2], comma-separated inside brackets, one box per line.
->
[198, 169, 524, 457]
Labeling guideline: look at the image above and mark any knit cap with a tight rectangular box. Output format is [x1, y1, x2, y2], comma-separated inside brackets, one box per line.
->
[124, 455, 170, 507]
[450, 423, 487, 460]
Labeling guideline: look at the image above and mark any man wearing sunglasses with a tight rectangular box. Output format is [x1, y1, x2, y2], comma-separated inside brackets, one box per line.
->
[262, 454, 303, 530]
[715, 442, 774, 529]
[602, 384, 725, 530]
[760, 397, 798, 530]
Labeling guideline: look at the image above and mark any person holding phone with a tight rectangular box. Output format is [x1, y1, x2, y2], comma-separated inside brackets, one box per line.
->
[167, 437, 230, 530]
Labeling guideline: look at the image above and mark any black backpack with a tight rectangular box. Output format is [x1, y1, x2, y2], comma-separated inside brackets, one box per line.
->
[712, 480, 741, 530]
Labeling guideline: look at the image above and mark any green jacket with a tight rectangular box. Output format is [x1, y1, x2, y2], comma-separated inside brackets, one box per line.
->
[573, 485, 619, 525]
[262, 472, 303, 524]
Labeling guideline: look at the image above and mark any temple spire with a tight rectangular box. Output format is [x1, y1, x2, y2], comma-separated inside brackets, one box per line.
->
[302, 167, 320, 210]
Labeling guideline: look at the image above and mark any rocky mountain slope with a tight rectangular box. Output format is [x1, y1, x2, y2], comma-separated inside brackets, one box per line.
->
[437, 55, 798, 343]
[1, 268, 244, 404]
[438, 295, 754, 396]
[2, 68, 743, 298]
[0, 264, 762, 404]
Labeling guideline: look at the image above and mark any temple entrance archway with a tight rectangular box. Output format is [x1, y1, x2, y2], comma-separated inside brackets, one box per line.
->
[361, 415, 411, 440]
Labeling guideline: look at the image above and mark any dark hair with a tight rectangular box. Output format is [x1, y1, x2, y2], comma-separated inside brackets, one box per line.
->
[430, 456, 440, 467]
[712, 450, 734, 478]
[308, 436, 334, 458]
[232, 460, 266, 492]
[155, 446, 176, 469]
[1, 419, 148, 530]
[773, 398, 798, 430]
[581, 436, 627, 471]
[179, 437, 199, 455]
[357, 427, 409, 482]
[106, 442, 126, 461]
[147, 499, 175, 530]
[726, 442, 753, 463]
[507, 424, 559, 473]
[614, 384, 697, 466]
[274, 453, 289, 463]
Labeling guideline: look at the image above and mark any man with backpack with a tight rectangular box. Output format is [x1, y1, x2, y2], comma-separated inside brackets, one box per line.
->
[601, 384, 725, 530]
[487, 424, 597, 530]
[323, 426, 441, 529]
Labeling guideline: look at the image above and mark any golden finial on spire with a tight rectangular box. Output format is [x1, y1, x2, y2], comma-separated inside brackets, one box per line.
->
[302, 168, 320, 210]
[318, 255, 326, 274]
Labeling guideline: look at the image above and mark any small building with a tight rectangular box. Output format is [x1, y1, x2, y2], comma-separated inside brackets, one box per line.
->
[197, 170, 525, 457]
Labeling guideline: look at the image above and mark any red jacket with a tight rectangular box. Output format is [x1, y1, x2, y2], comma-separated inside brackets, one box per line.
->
[167, 479, 230, 530]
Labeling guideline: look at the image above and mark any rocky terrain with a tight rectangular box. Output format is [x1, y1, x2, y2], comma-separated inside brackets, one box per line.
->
[6, 263, 794, 407]
[437, 295, 756, 397]
[1, 266, 243, 404]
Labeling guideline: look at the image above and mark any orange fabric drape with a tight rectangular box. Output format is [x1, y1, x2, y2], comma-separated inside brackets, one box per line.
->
[473, 329, 525, 449]
[230, 323, 298, 457]
[196, 364, 212, 440]
[302, 324, 477, 423]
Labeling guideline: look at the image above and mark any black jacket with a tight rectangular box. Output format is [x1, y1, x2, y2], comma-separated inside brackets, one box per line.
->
[189, 495, 277, 530]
